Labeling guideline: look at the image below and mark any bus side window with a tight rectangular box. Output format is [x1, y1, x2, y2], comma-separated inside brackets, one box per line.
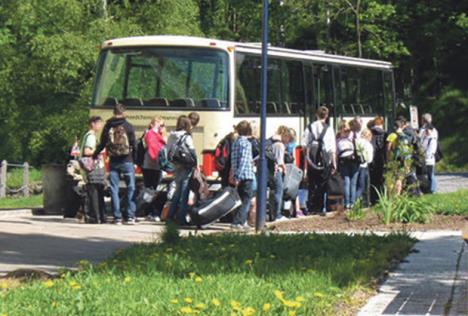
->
[235, 53, 261, 115]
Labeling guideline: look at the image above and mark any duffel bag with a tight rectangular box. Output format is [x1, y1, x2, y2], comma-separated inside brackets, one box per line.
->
[191, 187, 241, 227]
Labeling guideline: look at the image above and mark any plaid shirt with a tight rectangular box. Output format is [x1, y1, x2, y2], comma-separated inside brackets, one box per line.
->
[231, 136, 255, 181]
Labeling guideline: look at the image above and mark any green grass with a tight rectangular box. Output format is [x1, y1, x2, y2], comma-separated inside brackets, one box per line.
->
[0, 232, 415, 316]
[417, 189, 468, 216]
[0, 194, 43, 209]
[6, 168, 42, 189]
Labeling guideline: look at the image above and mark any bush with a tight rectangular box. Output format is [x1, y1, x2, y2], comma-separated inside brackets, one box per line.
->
[345, 199, 366, 221]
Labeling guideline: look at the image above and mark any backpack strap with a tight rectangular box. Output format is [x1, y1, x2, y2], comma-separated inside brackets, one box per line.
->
[317, 123, 328, 143]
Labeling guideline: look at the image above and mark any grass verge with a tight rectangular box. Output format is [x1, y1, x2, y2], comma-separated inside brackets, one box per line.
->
[418, 189, 468, 216]
[0, 194, 43, 209]
[6, 168, 42, 189]
[0, 232, 415, 316]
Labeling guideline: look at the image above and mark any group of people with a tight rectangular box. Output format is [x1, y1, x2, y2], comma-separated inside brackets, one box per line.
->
[73, 103, 440, 227]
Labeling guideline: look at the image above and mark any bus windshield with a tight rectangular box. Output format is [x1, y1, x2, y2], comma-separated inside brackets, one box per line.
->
[92, 47, 229, 109]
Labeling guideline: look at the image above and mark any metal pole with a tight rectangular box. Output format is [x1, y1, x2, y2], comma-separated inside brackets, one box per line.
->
[256, 0, 269, 232]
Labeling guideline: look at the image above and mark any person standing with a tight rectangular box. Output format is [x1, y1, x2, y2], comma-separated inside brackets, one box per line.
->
[143, 117, 166, 221]
[302, 106, 336, 214]
[420, 122, 438, 193]
[95, 104, 137, 225]
[355, 128, 374, 204]
[230, 121, 256, 229]
[369, 116, 387, 204]
[166, 115, 197, 225]
[337, 120, 359, 210]
[80, 116, 106, 224]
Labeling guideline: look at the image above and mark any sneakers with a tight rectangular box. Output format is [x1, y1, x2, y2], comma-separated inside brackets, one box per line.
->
[230, 224, 244, 230]
[146, 215, 161, 222]
[113, 219, 122, 225]
[125, 218, 136, 225]
[275, 216, 289, 222]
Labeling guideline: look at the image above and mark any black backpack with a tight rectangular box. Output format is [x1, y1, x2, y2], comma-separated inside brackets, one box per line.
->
[214, 134, 234, 174]
[306, 123, 331, 172]
[265, 137, 280, 172]
[168, 133, 197, 168]
[135, 131, 147, 167]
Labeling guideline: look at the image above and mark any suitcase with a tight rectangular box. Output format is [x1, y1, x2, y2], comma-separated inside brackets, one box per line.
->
[191, 187, 242, 227]
[283, 164, 304, 200]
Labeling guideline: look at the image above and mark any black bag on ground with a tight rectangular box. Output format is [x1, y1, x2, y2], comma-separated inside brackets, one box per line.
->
[283, 164, 303, 200]
[326, 174, 344, 196]
[191, 187, 242, 227]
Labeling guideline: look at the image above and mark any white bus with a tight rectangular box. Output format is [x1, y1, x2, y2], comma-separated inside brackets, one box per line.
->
[90, 35, 395, 173]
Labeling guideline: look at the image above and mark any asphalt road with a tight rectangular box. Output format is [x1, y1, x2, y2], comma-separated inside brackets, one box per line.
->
[435, 173, 468, 193]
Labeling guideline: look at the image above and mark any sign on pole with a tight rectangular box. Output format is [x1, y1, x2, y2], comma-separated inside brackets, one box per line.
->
[409, 105, 419, 130]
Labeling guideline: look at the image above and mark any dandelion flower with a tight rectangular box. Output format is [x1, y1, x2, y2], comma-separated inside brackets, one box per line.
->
[212, 298, 221, 306]
[69, 280, 81, 290]
[263, 303, 271, 312]
[43, 280, 55, 289]
[283, 300, 301, 308]
[245, 259, 253, 265]
[242, 306, 256, 316]
[188, 272, 196, 278]
[170, 299, 179, 304]
[313, 292, 324, 298]
[179, 306, 194, 314]
[124, 276, 131, 283]
[274, 290, 284, 301]
[195, 276, 202, 283]
[230, 300, 241, 310]
[184, 297, 193, 304]
[195, 303, 206, 309]
[295, 296, 305, 302]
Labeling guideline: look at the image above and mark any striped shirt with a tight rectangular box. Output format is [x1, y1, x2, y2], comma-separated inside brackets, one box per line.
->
[231, 136, 255, 181]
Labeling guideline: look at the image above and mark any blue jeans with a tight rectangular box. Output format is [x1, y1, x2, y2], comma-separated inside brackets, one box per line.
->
[340, 160, 359, 207]
[233, 180, 254, 225]
[272, 171, 284, 219]
[168, 168, 192, 224]
[356, 167, 368, 201]
[427, 165, 436, 193]
[109, 162, 136, 220]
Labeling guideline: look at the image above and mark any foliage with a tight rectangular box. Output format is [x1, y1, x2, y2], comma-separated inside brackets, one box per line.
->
[345, 198, 366, 221]
[0, 194, 42, 209]
[6, 168, 42, 189]
[374, 187, 394, 225]
[0, 233, 414, 315]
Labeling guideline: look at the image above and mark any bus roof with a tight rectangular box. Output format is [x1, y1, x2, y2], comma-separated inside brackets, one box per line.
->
[102, 35, 393, 70]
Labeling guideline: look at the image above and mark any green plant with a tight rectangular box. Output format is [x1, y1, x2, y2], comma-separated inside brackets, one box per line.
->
[374, 187, 394, 225]
[6, 168, 42, 189]
[392, 195, 433, 224]
[346, 198, 366, 221]
[161, 221, 181, 245]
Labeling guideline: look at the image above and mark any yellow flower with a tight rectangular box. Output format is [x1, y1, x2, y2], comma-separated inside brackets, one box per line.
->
[313, 292, 324, 298]
[124, 276, 131, 283]
[51, 301, 58, 308]
[242, 306, 256, 316]
[288, 311, 297, 316]
[274, 290, 284, 301]
[184, 297, 193, 304]
[43, 280, 55, 289]
[194, 276, 202, 283]
[263, 303, 271, 312]
[69, 280, 81, 290]
[283, 300, 301, 308]
[188, 272, 196, 278]
[212, 298, 221, 306]
[170, 299, 179, 304]
[245, 259, 253, 265]
[195, 303, 206, 309]
[230, 300, 241, 310]
[179, 306, 194, 314]
[295, 296, 305, 302]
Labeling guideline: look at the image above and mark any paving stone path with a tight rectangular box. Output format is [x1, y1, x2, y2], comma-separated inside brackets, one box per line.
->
[359, 231, 467, 316]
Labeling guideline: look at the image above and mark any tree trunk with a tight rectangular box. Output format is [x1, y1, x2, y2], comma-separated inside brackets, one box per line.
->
[356, 0, 362, 58]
